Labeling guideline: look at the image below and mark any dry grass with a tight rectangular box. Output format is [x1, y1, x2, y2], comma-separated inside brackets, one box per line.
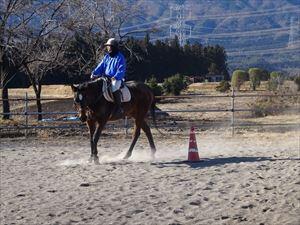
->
[188, 80, 298, 93]
[7, 80, 298, 97]
[8, 85, 73, 98]
[1, 81, 299, 137]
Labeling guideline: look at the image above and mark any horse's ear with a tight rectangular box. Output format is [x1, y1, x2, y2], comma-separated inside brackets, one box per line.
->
[71, 84, 79, 92]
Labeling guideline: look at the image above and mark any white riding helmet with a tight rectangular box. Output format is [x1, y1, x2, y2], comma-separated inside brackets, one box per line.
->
[104, 38, 118, 47]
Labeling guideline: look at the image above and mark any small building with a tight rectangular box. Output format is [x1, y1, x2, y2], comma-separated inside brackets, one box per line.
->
[205, 74, 224, 82]
[188, 76, 205, 83]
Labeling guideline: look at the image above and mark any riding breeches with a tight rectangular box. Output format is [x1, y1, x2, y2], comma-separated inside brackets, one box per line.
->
[111, 79, 122, 92]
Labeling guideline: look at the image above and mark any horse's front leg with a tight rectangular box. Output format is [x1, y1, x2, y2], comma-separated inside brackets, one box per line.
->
[88, 120, 107, 165]
[92, 124, 102, 165]
[87, 120, 97, 163]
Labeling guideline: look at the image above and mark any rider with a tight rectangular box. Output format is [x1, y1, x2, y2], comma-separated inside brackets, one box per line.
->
[91, 38, 126, 117]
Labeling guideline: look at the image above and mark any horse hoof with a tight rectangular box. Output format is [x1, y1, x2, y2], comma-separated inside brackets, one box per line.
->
[88, 157, 94, 163]
[88, 156, 100, 164]
[123, 153, 131, 160]
[93, 157, 100, 165]
[151, 154, 156, 160]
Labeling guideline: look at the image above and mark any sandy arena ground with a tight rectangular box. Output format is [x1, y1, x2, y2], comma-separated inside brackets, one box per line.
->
[0, 130, 299, 225]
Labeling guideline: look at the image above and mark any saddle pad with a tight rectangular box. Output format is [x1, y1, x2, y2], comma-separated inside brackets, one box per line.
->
[102, 80, 131, 103]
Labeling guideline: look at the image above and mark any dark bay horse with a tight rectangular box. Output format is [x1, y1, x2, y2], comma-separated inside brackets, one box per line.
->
[71, 78, 156, 164]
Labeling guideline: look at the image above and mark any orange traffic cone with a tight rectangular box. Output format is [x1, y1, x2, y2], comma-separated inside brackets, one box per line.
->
[188, 126, 200, 162]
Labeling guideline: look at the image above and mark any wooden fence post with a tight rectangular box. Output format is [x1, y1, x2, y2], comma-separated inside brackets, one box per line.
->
[25, 92, 28, 138]
[231, 88, 235, 136]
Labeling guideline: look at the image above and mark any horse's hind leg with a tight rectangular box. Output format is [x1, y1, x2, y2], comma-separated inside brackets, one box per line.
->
[124, 124, 141, 159]
[141, 120, 156, 159]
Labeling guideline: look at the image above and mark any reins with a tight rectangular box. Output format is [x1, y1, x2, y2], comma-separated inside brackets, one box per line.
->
[89, 77, 112, 109]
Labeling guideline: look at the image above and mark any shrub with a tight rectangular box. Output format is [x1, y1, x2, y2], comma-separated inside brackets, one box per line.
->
[270, 71, 284, 84]
[162, 74, 187, 95]
[268, 71, 284, 91]
[250, 97, 285, 117]
[248, 68, 262, 91]
[231, 70, 248, 91]
[294, 75, 300, 91]
[145, 76, 163, 96]
[267, 79, 278, 91]
[216, 80, 231, 92]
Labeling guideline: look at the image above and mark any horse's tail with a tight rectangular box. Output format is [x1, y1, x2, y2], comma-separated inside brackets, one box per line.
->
[150, 97, 164, 135]
[150, 99, 157, 128]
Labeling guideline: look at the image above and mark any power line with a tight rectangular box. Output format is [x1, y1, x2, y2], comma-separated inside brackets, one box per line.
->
[288, 16, 300, 48]
[189, 7, 300, 21]
[121, 4, 300, 54]
[189, 27, 290, 38]
[227, 45, 300, 56]
[118, 6, 299, 36]
[120, 6, 299, 31]
[119, 18, 171, 31]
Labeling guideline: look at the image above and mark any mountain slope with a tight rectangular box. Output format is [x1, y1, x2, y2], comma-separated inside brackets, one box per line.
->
[123, 0, 300, 75]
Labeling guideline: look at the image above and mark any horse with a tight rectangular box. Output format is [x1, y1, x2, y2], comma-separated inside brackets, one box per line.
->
[71, 77, 157, 164]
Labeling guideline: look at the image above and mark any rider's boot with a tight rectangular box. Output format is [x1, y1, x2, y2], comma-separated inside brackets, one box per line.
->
[112, 90, 124, 118]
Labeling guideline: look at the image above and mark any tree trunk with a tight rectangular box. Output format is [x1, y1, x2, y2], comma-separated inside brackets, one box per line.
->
[1, 87, 10, 120]
[1, 60, 10, 120]
[36, 83, 42, 121]
[24, 67, 43, 121]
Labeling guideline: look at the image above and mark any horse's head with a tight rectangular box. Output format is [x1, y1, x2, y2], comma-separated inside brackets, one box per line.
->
[71, 80, 103, 122]
[71, 84, 88, 122]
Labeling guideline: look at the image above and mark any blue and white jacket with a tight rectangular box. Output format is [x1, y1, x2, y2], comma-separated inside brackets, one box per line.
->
[92, 52, 126, 81]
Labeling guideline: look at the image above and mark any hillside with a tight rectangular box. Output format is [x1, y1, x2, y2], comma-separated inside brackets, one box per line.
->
[123, 0, 300, 74]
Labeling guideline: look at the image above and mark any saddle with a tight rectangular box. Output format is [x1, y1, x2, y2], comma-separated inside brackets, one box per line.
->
[102, 78, 131, 103]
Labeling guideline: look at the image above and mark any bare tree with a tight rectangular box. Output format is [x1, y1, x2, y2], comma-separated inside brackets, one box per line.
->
[20, 1, 71, 120]
[1, 0, 156, 121]
[0, 0, 36, 119]
[1, 0, 71, 120]
[64, 0, 152, 75]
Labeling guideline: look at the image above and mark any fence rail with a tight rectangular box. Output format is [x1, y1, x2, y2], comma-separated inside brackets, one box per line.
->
[1, 90, 299, 136]
[2, 93, 299, 101]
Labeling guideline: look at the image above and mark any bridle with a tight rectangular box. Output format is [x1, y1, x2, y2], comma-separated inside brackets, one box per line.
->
[73, 76, 113, 116]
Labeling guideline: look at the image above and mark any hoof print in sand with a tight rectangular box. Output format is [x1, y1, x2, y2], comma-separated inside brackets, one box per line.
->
[79, 183, 90, 187]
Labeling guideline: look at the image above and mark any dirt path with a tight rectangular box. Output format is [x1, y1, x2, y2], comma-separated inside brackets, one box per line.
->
[1, 131, 299, 225]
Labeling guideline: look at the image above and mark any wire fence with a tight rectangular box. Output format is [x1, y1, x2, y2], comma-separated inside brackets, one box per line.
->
[0, 90, 299, 137]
